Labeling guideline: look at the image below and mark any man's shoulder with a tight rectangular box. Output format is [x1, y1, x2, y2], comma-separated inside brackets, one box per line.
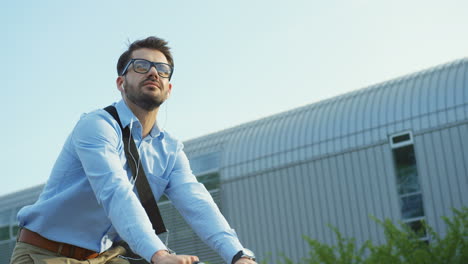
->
[78, 107, 117, 123]
[73, 107, 121, 137]
[160, 129, 184, 150]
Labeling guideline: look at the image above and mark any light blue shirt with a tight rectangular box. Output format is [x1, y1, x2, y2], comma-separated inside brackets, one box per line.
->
[17, 100, 243, 263]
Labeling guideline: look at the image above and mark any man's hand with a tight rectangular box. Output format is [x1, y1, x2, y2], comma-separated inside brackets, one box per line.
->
[234, 258, 257, 264]
[151, 250, 199, 264]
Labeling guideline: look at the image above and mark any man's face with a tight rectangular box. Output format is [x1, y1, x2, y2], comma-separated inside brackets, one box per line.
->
[120, 48, 173, 111]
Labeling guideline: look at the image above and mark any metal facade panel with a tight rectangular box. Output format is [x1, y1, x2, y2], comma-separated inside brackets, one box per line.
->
[290, 109, 305, 162]
[269, 115, 286, 166]
[454, 62, 466, 121]
[360, 149, 379, 239]
[361, 89, 375, 145]
[262, 119, 277, 172]
[391, 80, 405, 131]
[321, 157, 337, 244]
[450, 125, 468, 205]
[401, 77, 416, 128]
[421, 131, 456, 232]
[282, 166, 303, 258]
[376, 143, 401, 237]
[328, 157, 346, 236]
[370, 147, 387, 217]
[334, 154, 354, 237]
[415, 133, 438, 232]
[418, 132, 446, 233]
[431, 130, 456, 220]
[249, 173, 271, 260]
[250, 121, 268, 172]
[459, 124, 468, 184]
[370, 86, 385, 142]
[347, 95, 360, 150]
[354, 91, 368, 147]
[306, 160, 323, 243]
[440, 129, 463, 209]
[381, 80, 397, 129]
[307, 104, 323, 158]
[446, 63, 458, 124]
[283, 112, 297, 164]
[241, 124, 257, 174]
[295, 109, 309, 162]
[413, 125, 468, 239]
[335, 97, 350, 149]
[314, 159, 335, 244]
[326, 98, 339, 153]
[324, 99, 340, 152]
[348, 151, 370, 244]
[411, 73, 424, 131]
[436, 64, 450, 125]
[340, 152, 362, 241]
[269, 169, 290, 258]
[256, 121, 273, 170]
[305, 107, 319, 160]
[293, 165, 312, 256]
[428, 69, 441, 129]
[420, 71, 433, 130]
[332, 97, 347, 151]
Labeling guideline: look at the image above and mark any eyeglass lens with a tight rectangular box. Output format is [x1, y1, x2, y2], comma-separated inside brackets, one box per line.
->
[133, 59, 172, 78]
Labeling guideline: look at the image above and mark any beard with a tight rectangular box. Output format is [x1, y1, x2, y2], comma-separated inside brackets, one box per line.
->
[124, 79, 169, 111]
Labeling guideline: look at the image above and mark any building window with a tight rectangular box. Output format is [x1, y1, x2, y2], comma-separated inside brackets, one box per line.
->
[0, 209, 12, 241]
[189, 152, 221, 175]
[0, 226, 9, 241]
[197, 172, 221, 190]
[393, 145, 420, 194]
[12, 225, 20, 237]
[390, 131, 427, 239]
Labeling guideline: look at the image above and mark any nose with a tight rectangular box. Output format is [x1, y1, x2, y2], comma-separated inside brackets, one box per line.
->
[147, 65, 160, 79]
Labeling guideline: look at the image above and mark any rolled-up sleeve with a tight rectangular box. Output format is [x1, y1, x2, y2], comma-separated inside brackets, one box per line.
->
[166, 145, 243, 263]
[72, 113, 166, 262]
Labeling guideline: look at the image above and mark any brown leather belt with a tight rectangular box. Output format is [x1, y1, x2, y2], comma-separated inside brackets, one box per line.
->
[18, 228, 100, 260]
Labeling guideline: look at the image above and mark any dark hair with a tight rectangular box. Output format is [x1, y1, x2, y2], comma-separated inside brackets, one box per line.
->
[117, 36, 174, 76]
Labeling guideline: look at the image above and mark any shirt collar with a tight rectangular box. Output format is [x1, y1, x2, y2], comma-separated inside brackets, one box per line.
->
[114, 99, 165, 140]
[150, 122, 165, 139]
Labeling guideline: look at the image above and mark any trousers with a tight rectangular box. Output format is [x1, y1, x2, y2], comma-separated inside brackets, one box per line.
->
[10, 242, 130, 264]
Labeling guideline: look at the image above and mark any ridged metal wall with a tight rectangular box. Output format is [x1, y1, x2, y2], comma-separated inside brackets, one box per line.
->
[183, 58, 468, 262]
[185, 58, 468, 177]
[415, 124, 468, 233]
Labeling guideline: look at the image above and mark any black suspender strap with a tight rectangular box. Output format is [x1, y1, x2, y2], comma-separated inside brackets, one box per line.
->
[104, 105, 167, 235]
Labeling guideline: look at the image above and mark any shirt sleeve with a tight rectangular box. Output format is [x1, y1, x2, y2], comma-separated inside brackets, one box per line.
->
[165, 143, 243, 263]
[72, 112, 166, 262]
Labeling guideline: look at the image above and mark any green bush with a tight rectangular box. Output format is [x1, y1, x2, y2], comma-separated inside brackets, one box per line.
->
[277, 207, 468, 264]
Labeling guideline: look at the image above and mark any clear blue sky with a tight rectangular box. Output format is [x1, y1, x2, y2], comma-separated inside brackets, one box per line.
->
[1, 0, 467, 196]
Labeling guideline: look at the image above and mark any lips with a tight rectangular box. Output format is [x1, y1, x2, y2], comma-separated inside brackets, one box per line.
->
[142, 80, 160, 89]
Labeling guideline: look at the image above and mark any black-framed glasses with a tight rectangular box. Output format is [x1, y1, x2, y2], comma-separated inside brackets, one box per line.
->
[121, 59, 174, 79]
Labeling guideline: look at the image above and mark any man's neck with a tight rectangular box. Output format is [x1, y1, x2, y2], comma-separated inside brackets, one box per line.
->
[124, 98, 159, 138]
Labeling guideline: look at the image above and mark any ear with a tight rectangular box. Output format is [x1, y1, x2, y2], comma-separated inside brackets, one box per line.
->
[167, 83, 173, 98]
[116, 76, 125, 93]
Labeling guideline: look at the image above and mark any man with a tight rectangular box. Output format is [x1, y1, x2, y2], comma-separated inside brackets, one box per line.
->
[11, 36, 256, 264]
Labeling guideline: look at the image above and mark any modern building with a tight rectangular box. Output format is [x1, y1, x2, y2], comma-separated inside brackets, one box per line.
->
[1, 58, 467, 263]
